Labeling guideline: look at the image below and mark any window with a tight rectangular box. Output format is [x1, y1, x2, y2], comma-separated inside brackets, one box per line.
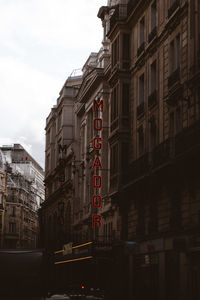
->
[139, 74, 145, 105]
[111, 86, 119, 122]
[112, 37, 119, 66]
[0, 194, 2, 204]
[10, 206, 15, 217]
[110, 144, 118, 175]
[169, 112, 175, 136]
[150, 60, 157, 94]
[122, 84, 130, 115]
[169, 35, 180, 74]
[88, 110, 93, 141]
[46, 129, 50, 145]
[122, 143, 129, 170]
[138, 126, 145, 156]
[150, 1, 157, 32]
[58, 110, 62, 130]
[176, 108, 181, 133]
[122, 34, 130, 65]
[46, 154, 50, 171]
[150, 118, 157, 149]
[139, 17, 145, 46]
[169, 109, 181, 136]
[80, 126, 85, 159]
[9, 222, 16, 233]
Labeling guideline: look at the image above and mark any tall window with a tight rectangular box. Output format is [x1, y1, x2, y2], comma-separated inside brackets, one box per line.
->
[110, 144, 118, 175]
[122, 34, 130, 67]
[169, 35, 180, 74]
[169, 109, 181, 136]
[169, 112, 175, 136]
[87, 110, 93, 142]
[139, 74, 145, 105]
[46, 154, 50, 171]
[9, 222, 16, 233]
[176, 107, 181, 133]
[139, 17, 145, 46]
[150, 1, 157, 32]
[122, 84, 130, 115]
[112, 37, 119, 66]
[138, 126, 145, 156]
[46, 129, 50, 145]
[111, 86, 119, 122]
[10, 206, 15, 217]
[122, 143, 129, 170]
[150, 118, 157, 149]
[150, 60, 157, 94]
[58, 110, 62, 130]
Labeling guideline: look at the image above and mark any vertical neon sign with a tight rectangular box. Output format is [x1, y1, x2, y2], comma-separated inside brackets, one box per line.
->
[91, 98, 104, 228]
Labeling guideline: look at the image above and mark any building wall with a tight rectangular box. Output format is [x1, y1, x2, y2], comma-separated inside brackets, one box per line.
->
[0, 168, 7, 248]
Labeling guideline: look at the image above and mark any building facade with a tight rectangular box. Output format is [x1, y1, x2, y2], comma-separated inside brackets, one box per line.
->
[0, 144, 44, 248]
[40, 0, 200, 298]
[104, 0, 200, 299]
[40, 76, 82, 251]
[0, 150, 7, 248]
[4, 170, 38, 248]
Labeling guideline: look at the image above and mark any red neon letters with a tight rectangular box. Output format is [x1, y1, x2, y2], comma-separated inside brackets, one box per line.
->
[92, 98, 104, 228]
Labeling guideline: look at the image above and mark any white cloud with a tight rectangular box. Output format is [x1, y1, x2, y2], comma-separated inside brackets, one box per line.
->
[0, 0, 107, 168]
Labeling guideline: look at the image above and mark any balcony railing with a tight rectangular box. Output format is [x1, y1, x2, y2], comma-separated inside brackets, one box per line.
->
[168, 67, 180, 88]
[124, 153, 149, 183]
[148, 26, 157, 43]
[148, 90, 157, 108]
[168, 0, 180, 18]
[175, 121, 200, 156]
[137, 102, 145, 117]
[127, 0, 138, 16]
[120, 121, 200, 190]
[137, 42, 145, 57]
[152, 138, 174, 168]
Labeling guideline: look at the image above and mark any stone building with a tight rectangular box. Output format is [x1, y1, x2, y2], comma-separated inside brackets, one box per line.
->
[1, 144, 45, 207]
[0, 144, 44, 248]
[73, 48, 117, 242]
[41, 2, 121, 249]
[4, 170, 38, 248]
[0, 150, 7, 248]
[40, 0, 200, 298]
[40, 75, 82, 251]
[102, 0, 200, 299]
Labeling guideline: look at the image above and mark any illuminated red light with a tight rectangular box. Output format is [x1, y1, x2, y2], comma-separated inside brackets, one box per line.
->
[81, 285, 85, 289]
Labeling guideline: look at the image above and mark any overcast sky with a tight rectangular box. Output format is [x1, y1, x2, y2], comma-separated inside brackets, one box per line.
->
[0, 0, 107, 168]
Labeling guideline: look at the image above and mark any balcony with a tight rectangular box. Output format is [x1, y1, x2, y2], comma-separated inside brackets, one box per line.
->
[148, 90, 157, 109]
[127, 0, 138, 16]
[168, 67, 180, 88]
[148, 26, 157, 43]
[168, 0, 180, 18]
[137, 102, 145, 117]
[120, 121, 200, 189]
[175, 121, 200, 156]
[4, 232, 19, 238]
[110, 119, 118, 133]
[137, 42, 145, 57]
[152, 138, 174, 168]
[124, 153, 149, 184]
